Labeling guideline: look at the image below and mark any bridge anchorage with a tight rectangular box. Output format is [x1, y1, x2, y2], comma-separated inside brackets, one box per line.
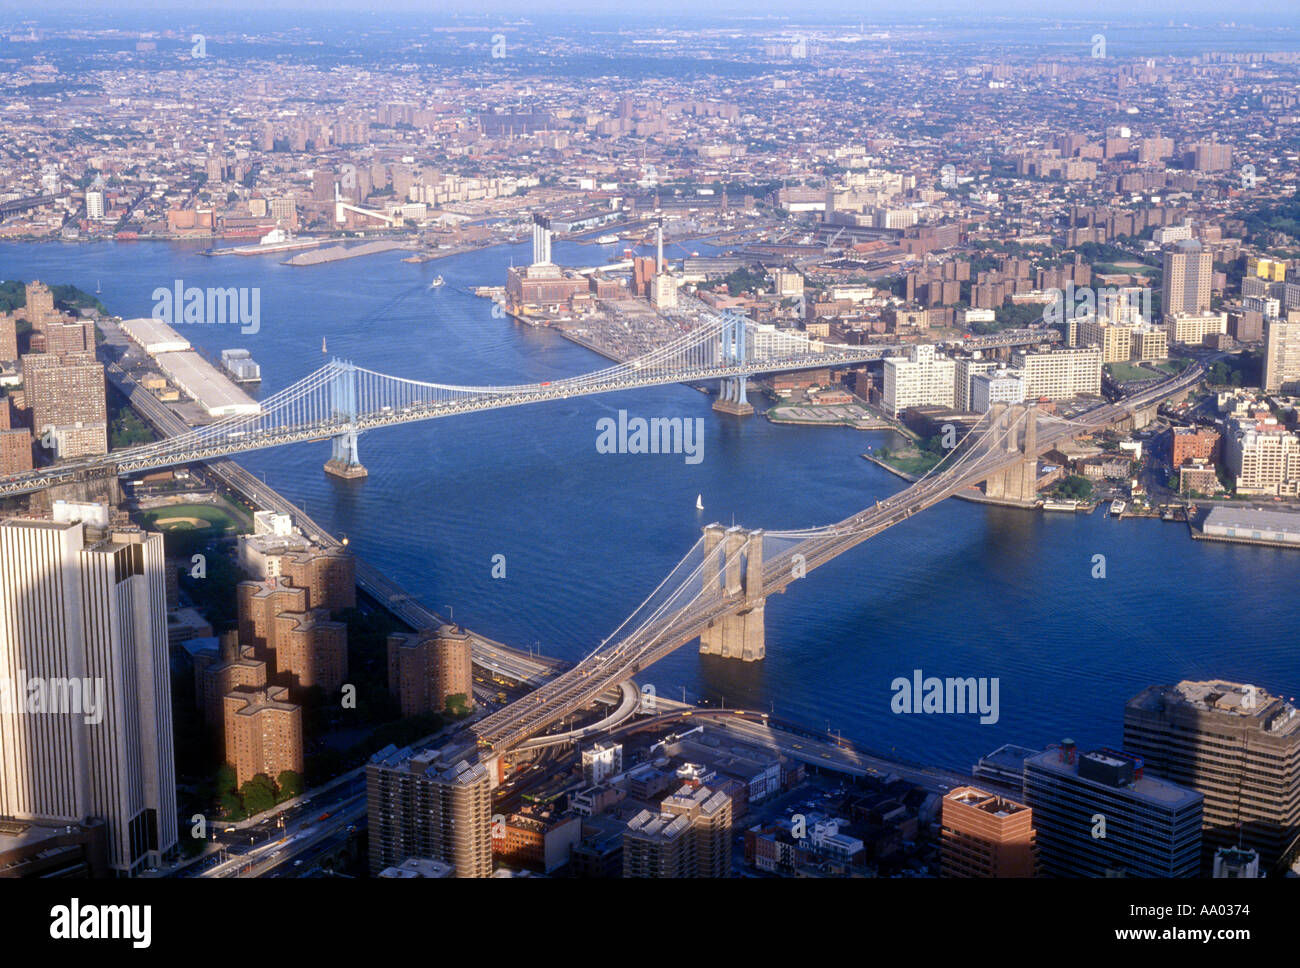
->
[323, 361, 367, 480]
[713, 313, 753, 417]
[698, 523, 766, 661]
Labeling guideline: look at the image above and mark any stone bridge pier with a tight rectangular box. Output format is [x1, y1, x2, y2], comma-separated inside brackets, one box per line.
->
[698, 523, 765, 661]
[982, 402, 1040, 505]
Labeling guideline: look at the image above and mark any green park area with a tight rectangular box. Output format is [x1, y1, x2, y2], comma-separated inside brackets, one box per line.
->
[873, 442, 945, 478]
[1105, 361, 1156, 382]
[882, 452, 943, 477]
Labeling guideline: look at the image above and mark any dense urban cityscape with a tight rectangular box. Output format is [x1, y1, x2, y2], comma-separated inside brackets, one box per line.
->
[0, 0, 1297, 948]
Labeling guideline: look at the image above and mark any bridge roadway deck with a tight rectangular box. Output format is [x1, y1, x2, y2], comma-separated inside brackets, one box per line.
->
[0, 325, 1061, 498]
[474, 364, 1203, 751]
[0, 349, 890, 496]
[99, 356, 563, 686]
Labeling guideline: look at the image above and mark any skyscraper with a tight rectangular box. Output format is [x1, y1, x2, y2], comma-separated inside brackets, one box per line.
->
[1162, 240, 1212, 318]
[311, 168, 336, 202]
[23, 280, 57, 330]
[0, 313, 17, 362]
[1022, 742, 1202, 878]
[0, 510, 177, 876]
[1124, 680, 1300, 872]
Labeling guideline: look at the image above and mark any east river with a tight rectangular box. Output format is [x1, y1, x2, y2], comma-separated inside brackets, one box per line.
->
[4, 239, 1297, 771]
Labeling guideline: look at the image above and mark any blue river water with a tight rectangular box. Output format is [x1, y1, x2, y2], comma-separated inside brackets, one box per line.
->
[3, 239, 1298, 772]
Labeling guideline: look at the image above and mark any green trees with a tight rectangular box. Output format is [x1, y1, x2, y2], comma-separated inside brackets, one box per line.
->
[444, 693, 471, 718]
[109, 407, 155, 448]
[239, 774, 277, 816]
[276, 771, 304, 803]
[722, 266, 767, 296]
[215, 764, 246, 820]
[214, 767, 303, 819]
[1057, 475, 1094, 501]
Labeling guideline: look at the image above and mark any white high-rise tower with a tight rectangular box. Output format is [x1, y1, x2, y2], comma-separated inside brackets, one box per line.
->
[0, 510, 178, 875]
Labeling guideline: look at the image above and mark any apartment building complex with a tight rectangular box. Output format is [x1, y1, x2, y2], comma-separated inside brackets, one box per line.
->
[882, 343, 955, 416]
[367, 745, 494, 878]
[1010, 347, 1102, 400]
[1223, 414, 1300, 496]
[1162, 239, 1212, 317]
[623, 783, 733, 878]
[1264, 318, 1300, 394]
[1165, 311, 1227, 346]
[20, 349, 108, 458]
[386, 624, 474, 718]
[223, 686, 303, 787]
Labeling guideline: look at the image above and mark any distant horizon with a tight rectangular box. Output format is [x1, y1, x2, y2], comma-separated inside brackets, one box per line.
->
[2, 2, 1298, 28]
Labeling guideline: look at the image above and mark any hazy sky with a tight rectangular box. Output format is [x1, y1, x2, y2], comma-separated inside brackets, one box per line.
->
[4, 0, 1294, 23]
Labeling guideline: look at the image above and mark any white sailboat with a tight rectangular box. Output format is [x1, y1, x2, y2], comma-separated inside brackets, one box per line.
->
[695, 494, 704, 510]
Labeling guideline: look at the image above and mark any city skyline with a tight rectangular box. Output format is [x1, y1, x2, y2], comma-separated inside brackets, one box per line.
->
[0, 6, 1296, 946]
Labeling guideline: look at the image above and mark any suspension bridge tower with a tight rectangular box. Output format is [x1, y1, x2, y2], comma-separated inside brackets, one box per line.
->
[323, 360, 368, 480]
[982, 402, 1039, 505]
[713, 313, 754, 416]
[698, 524, 766, 661]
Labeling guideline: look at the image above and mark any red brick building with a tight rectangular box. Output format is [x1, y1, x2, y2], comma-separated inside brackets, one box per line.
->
[1170, 426, 1220, 467]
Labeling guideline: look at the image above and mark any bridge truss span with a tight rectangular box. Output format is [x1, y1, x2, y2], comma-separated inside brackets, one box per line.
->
[1, 310, 924, 496]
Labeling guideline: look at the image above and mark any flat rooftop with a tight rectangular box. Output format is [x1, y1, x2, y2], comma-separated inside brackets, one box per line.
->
[1204, 506, 1300, 538]
[120, 317, 191, 353]
[978, 743, 1042, 772]
[1130, 680, 1300, 737]
[1025, 748, 1202, 810]
[946, 786, 1029, 816]
[155, 351, 261, 417]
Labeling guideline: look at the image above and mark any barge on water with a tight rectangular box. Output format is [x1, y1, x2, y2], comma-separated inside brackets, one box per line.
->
[220, 348, 262, 384]
[1041, 499, 1081, 512]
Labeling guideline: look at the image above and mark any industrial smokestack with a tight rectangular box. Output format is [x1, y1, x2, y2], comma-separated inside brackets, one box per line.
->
[656, 218, 664, 273]
[531, 213, 552, 266]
